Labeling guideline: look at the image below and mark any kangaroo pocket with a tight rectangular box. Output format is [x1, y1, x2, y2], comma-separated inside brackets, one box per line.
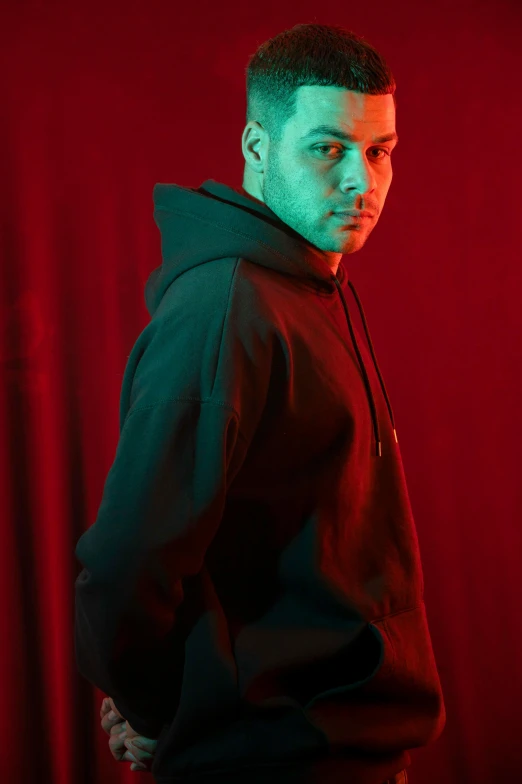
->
[302, 601, 447, 755]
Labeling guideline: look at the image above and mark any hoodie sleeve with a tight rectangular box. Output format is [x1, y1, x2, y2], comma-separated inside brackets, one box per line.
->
[74, 265, 268, 739]
[74, 399, 246, 737]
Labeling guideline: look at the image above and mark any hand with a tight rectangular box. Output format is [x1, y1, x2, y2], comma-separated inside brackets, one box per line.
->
[100, 696, 158, 772]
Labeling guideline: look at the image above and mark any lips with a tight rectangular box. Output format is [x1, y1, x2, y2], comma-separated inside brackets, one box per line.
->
[335, 210, 374, 219]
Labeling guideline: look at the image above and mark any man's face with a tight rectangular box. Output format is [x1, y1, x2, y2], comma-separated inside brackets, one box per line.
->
[260, 86, 397, 256]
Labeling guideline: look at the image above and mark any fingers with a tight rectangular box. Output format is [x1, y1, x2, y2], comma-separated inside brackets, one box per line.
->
[108, 724, 129, 762]
[127, 736, 158, 754]
[101, 697, 157, 772]
[125, 748, 147, 770]
[108, 697, 125, 720]
[107, 726, 156, 771]
[101, 711, 126, 735]
[108, 725, 146, 768]
[100, 697, 111, 718]
[124, 739, 154, 770]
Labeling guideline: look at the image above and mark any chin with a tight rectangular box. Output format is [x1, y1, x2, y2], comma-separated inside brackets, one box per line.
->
[341, 238, 363, 253]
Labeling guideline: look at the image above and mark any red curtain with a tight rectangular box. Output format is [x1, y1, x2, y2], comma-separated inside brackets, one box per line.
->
[2, 1, 521, 782]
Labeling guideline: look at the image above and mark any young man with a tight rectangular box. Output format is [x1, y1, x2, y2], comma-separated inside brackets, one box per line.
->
[75, 23, 446, 784]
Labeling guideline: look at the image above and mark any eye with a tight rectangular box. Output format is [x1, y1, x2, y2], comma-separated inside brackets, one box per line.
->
[369, 148, 391, 160]
[315, 145, 391, 160]
[315, 145, 343, 157]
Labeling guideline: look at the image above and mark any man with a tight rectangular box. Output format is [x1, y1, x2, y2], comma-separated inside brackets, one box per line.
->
[75, 22, 446, 784]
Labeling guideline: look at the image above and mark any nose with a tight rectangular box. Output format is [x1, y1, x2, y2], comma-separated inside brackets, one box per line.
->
[338, 151, 377, 197]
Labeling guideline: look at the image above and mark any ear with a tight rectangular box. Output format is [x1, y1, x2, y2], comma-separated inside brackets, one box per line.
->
[241, 121, 266, 173]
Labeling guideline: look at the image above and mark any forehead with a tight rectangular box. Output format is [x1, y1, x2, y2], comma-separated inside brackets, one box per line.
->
[290, 85, 395, 133]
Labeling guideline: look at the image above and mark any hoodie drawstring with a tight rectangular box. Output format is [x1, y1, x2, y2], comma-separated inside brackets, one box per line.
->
[332, 275, 398, 458]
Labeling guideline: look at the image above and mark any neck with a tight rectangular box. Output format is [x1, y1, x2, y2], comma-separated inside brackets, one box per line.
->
[240, 179, 342, 278]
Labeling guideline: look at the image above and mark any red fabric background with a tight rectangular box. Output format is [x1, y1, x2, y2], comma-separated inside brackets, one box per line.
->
[1, 1, 521, 782]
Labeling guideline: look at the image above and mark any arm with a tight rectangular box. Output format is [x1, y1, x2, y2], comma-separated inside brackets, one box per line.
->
[74, 399, 245, 737]
[73, 267, 271, 737]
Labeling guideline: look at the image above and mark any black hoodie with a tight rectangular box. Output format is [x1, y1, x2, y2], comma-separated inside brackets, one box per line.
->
[74, 179, 446, 784]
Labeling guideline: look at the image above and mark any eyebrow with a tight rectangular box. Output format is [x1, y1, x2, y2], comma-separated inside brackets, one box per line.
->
[300, 125, 399, 145]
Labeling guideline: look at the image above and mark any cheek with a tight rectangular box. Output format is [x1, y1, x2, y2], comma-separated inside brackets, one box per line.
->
[378, 175, 393, 198]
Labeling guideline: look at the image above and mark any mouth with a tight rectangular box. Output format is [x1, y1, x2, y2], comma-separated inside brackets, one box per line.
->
[333, 214, 371, 227]
[334, 211, 374, 220]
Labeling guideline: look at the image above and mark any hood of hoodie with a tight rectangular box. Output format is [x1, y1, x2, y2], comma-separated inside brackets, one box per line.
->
[146, 179, 344, 316]
[148, 178, 396, 458]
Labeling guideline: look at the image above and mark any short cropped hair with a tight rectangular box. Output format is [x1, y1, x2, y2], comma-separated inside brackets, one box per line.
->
[245, 23, 397, 144]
